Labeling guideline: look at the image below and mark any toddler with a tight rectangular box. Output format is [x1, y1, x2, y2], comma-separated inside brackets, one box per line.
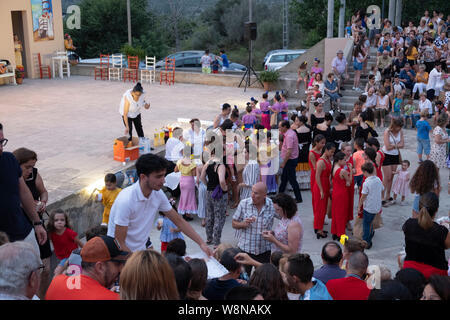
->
[391, 160, 411, 205]
[97, 173, 122, 225]
[156, 212, 184, 253]
[345, 21, 352, 38]
[392, 91, 403, 118]
[402, 98, 415, 128]
[47, 209, 83, 276]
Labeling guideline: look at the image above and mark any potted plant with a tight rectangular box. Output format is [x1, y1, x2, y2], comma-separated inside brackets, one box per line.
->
[15, 65, 25, 84]
[259, 70, 279, 91]
[120, 44, 146, 62]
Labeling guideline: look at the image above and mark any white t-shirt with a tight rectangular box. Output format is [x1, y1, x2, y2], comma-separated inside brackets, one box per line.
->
[366, 94, 377, 108]
[183, 128, 206, 158]
[201, 55, 212, 68]
[119, 89, 145, 119]
[361, 176, 384, 214]
[426, 68, 444, 91]
[165, 137, 184, 162]
[418, 98, 433, 115]
[107, 182, 172, 252]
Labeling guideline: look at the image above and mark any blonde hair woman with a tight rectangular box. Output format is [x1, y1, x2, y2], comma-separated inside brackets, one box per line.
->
[119, 250, 179, 300]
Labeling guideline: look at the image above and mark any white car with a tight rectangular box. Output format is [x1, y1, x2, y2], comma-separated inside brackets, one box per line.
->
[264, 50, 306, 71]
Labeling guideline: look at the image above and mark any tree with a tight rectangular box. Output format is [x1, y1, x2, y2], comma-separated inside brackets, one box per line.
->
[65, 0, 167, 58]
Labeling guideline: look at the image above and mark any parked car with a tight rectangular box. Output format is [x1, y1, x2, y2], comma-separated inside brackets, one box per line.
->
[155, 52, 246, 72]
[263, 49, 306, 71]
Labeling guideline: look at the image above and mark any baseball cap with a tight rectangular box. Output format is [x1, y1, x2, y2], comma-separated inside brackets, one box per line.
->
[81, 235, 130, 263]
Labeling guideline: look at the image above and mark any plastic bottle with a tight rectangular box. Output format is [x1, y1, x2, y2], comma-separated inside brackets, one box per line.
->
[160, 128, 165, 145]
[154, 129, 159, 147]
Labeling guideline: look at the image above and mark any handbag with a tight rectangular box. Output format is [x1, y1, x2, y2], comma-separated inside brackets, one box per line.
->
[389, 131, 402, 163]
[353, 213, 383, 240]
[270, 112, 278, 128]
[211, 184, 223, 200]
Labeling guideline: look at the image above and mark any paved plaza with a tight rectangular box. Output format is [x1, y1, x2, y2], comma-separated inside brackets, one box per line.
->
[1, 76, 449, 275]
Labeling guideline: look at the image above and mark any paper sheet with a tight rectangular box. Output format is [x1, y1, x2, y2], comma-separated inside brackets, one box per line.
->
[186, 252, 228, 279]
[164, 171, 181, 190]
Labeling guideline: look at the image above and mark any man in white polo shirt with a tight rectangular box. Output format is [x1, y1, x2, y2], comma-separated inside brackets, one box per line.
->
[107, 153, 212, 256]
[331, 50, 348, 93]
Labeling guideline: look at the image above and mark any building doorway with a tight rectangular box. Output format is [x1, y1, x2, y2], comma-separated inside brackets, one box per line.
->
[11, 11, 28, 78]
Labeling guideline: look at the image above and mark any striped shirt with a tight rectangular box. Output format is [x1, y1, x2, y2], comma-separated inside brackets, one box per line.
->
[232, 197, 278, 255]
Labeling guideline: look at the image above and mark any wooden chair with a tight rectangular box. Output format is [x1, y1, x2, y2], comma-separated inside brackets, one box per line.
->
[123, 56, 139, 83]
[160, 58, 175, 85]
[109, 54, 123, 81]
[37, 53, 51, 79]
[94, 54, 109, 80]
[140, 56, 156, 83]
[55, 51, 70, 77]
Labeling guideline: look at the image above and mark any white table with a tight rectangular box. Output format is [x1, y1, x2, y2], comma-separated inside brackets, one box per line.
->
[52, 56, 70, 79]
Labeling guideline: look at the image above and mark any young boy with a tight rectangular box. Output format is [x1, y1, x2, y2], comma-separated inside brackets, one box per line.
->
[402, 98, 416, 128]
[358, 162, 384, 249]
[353, 137, 366, 194]
[97, 173, 122, 225]
[415, 110, 432, 162]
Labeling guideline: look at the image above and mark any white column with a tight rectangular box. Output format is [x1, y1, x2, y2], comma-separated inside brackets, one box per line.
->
[388, 0, 396, 23]
[338, 0, 346, 38]
[394, 0, 402, 27]
[327, 0, 334, 38]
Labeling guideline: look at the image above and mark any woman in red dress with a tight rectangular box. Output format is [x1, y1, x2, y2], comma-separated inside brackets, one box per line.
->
[309, 135, 326, 214]
[331, 151, 352, 240]
[312, 142, 335, 238]
[342, 143, 355, 230]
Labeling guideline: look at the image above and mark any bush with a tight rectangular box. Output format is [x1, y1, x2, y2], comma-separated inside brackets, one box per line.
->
[120, 44, 146, 60]
[259, 70, 279, 83]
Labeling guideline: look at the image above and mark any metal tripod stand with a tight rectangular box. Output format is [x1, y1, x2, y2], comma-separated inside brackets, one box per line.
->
[238, 39, 263, 92]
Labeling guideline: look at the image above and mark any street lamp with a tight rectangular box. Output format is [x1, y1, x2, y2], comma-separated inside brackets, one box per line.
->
[127, 0, 131, 45]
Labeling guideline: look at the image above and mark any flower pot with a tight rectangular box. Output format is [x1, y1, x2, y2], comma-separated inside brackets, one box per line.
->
[16, 78, 23, 84]
[263, 82, 272, 91]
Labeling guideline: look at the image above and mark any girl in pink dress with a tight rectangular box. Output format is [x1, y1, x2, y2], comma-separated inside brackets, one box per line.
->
[280, 93, 289, 121]
[260, 93, 271, 129]
[391, 160, 411, 205]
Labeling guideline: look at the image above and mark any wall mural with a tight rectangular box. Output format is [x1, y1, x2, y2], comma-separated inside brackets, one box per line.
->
[31, 0, 54, 41]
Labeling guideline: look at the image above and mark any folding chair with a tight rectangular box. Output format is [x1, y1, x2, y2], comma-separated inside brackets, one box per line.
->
[109, 54, 123, 81]
[160, 58, 175, 85]
[140, 56, 156, 83]
[123, 56, 139, 83]
[37, 53, 51, 79]
[94, 54, 109, 80]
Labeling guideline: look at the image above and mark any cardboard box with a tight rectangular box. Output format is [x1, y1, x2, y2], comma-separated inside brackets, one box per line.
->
[113, 136, 139, 162]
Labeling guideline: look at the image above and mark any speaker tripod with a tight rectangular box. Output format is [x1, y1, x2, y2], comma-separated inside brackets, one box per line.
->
[238, 64, 263, 92]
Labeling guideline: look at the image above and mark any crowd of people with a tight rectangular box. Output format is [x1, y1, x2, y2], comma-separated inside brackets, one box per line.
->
[1, 9, 450, 302]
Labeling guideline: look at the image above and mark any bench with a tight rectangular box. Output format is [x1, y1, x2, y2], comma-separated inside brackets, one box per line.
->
[0, 64, 17, 85]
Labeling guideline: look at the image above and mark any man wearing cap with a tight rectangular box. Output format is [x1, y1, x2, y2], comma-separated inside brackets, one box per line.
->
[45, 235, 129, 300]
[331, 50, 348, 92]
[107, 153, 213, 256]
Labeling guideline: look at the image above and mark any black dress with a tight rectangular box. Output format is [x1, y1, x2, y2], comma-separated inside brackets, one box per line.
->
[354, 125, 378, 142]
[331, 127, 352, 150]
[296, 128, 312, 164]
[313, 126, 332, 143]
[310, 114, 325, 130]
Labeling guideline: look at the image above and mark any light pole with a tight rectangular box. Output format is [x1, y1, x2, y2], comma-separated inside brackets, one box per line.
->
[127, 0, 131, 45]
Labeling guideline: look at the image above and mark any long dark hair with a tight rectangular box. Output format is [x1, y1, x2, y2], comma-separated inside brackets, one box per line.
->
[353, 44, 364, 58]
[46, 209, 74, 234]
[417, 192, 439, 230]
[249, 264, 288, 300]
[409, 160, 440, 195]
[132, 82, 144, 93]
[332, 151, 346, 173]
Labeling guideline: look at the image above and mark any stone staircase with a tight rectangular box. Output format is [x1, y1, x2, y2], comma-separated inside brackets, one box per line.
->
[338, 46, 378, 115]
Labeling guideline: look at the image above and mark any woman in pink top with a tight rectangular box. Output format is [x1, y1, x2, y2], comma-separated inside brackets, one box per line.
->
[280, 93, 289, 121]
[260, 93, 271, 129]
[262, 193, 303, 254]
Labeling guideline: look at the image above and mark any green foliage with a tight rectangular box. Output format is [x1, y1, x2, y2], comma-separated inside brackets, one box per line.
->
[120, 44, 145, 60]
[259, 70, 280, 83]
[65, 0, 165, 58]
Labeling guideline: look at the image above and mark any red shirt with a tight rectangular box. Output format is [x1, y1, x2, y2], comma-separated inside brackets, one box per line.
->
[45, 274, 119, 300]
[326, 276, 371, 300]
[50, 228, 79, 260]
